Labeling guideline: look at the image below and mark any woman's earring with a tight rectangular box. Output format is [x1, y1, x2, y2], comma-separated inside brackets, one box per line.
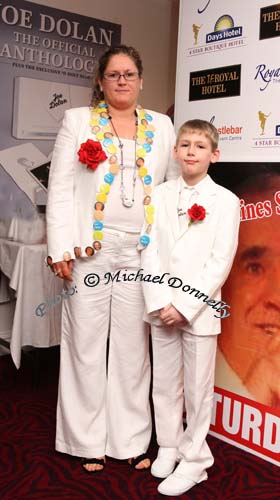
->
[100, 85, 103, 92]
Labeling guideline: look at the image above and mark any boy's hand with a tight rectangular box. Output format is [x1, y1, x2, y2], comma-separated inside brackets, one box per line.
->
[160, 303, 189, 327]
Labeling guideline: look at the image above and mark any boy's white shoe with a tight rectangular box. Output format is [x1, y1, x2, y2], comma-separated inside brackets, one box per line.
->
[151, 447, 178, 478]
[157, 460, 208, 496]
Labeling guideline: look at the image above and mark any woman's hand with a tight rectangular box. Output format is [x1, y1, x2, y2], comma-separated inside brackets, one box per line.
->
[51, 260, 74, 281]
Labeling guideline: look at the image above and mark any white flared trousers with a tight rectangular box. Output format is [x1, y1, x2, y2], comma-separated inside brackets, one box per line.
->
[56, 229, 152, 459]
[151, 325, 217, 479]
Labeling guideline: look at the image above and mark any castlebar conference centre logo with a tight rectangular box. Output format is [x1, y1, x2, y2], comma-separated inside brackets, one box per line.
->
[206, 15, 242, 43]
[210, 116, 243, 143]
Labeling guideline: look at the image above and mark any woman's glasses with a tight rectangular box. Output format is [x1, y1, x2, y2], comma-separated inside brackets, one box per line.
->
[103, 71, 140, 81]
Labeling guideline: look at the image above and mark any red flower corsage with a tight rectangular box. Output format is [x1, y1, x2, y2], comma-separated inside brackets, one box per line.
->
[187, 203, 207, 226]
[78, 139, 107, 170]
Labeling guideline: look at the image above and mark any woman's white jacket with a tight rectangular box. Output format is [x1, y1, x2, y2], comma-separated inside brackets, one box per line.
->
[46, 106, 178, 263]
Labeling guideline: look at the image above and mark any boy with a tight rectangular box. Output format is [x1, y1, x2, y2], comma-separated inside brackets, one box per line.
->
[141, 120, 240, 496]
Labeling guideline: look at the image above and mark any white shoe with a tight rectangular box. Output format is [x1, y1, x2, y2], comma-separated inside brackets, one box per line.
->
[157, 462, 208, 496]
[151, 447, 178, 479]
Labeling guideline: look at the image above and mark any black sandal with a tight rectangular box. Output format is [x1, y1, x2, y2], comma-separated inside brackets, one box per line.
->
[81, 457, 105, 473]
[129, 453, 150, 470]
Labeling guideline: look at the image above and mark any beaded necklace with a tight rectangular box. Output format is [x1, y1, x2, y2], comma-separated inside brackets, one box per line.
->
[90, 100, 155, 251]
[108, 113, 138, 208]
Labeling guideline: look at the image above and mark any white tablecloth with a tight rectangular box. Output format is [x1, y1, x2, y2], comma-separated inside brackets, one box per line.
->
[0, 238, 62, 368]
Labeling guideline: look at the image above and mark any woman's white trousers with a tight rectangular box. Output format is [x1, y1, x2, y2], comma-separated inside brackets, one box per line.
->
[55, 229, 152, 459]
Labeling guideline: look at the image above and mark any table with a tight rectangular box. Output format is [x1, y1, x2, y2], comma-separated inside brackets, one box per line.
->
[0, 238, 62, 368]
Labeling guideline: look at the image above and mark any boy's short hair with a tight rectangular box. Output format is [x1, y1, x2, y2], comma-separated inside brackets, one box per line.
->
[176, 119, 219, 151]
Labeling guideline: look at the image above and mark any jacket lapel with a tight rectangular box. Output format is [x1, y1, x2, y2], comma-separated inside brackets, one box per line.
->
[164, 178, 181, 241]
[177, 176, 218, 240]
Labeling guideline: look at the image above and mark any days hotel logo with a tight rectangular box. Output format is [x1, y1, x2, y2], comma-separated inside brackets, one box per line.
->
[188, 14, 245, 56]
[206, 15, 243, 43]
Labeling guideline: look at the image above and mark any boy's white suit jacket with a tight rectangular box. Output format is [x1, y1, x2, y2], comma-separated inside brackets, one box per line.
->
[141, 176, 240, 336]
[47, 106, 178, 263]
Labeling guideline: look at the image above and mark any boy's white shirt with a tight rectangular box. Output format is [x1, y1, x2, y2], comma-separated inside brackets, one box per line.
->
[141, 174, 240, 336]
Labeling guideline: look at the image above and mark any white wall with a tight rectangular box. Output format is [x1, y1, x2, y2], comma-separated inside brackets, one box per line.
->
[27, 0, 179, 113]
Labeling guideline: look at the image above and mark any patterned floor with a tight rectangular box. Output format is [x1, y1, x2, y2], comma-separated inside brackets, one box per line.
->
[0, 348, 279, 500]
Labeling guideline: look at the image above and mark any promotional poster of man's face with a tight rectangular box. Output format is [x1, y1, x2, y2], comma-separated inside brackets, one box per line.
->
[212, 164, 280, 410]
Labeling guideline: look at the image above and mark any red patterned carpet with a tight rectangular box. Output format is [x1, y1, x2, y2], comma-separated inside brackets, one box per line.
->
[0, 347, 279, 500]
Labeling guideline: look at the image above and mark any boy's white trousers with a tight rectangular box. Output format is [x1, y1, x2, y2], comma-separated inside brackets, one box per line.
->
[151, 324, 217, 480]
[55, 229, 152, 459]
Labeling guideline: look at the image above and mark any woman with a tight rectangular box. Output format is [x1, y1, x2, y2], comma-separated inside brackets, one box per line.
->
[46, 45, 178, 472]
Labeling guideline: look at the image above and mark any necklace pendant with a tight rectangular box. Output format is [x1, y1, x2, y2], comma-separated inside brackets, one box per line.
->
[122, 198, 134, 208]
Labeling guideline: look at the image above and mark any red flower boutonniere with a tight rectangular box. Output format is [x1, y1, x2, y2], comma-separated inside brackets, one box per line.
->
[187, 203, 207, 226]
[78, 139, 107, 170]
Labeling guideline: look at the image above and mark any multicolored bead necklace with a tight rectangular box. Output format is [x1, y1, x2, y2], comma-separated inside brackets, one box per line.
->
[90, 100, 155, 251]
[108, 113, 138, 208]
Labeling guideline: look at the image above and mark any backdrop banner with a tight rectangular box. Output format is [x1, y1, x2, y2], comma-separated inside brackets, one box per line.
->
[175, 0, 280, 162]
[175, 0, 280, 466]
[0, 0, 121, 217]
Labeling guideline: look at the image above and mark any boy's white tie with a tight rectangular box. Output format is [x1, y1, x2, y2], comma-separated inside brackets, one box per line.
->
[178, 186, 197, 230]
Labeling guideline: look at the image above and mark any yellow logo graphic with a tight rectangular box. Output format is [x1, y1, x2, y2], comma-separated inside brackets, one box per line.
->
[214, 15, 234, 31]
[192, 24, 202, 44]
[258, 110, 271, 135]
